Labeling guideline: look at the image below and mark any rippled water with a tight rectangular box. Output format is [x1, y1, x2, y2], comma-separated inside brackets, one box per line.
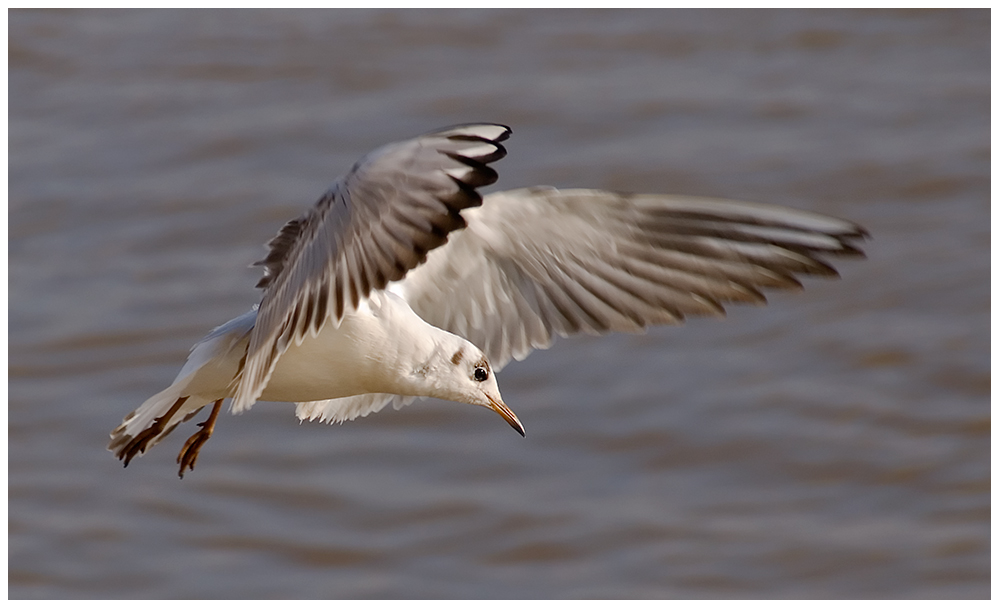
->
[9, 9, 989, 599]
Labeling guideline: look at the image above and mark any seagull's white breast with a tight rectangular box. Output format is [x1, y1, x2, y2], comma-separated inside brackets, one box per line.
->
[259, 291, 437, 403]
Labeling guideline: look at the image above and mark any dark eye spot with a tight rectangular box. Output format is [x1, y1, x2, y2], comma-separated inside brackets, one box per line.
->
[474, 366, 488, 382]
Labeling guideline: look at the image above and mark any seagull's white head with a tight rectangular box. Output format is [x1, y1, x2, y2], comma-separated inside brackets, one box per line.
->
[428, 341, 524, 437]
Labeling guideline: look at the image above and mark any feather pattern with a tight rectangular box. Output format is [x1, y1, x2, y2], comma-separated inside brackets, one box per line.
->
[394, 187, 867, 371]
[296, 394, 417, 424]
[232, 124, 511, 412]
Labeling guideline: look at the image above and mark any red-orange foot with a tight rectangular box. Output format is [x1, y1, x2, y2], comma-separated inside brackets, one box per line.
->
[177, 399, 223, 478]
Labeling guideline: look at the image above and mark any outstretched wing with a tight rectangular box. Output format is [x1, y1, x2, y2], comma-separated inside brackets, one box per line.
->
[232, 124, 511, 412]
[394, 187, 867, 371]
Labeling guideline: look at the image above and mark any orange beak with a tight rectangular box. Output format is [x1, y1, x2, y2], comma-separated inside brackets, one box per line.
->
[485, 393, 525, 437]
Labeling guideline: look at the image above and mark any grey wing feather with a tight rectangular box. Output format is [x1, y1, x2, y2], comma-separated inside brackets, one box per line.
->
[232, 124, 511, 412]
[397, 187, 867, 371]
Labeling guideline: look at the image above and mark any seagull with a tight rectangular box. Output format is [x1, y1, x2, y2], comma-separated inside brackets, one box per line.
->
[109, 123, 867, 478]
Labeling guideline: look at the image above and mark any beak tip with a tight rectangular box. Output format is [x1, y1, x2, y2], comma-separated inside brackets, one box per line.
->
[501, 410, 524, 438]
[486, 394, 525, 437]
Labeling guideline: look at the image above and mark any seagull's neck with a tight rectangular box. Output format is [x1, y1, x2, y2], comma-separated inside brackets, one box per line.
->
[364, 291, 470, 400]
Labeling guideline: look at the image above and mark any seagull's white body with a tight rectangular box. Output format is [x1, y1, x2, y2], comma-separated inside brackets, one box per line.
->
[109, 123, 866, 476]
[112, 290, 504, 455]
[157, 292, 447, 406]
[263, 292, 427, 403]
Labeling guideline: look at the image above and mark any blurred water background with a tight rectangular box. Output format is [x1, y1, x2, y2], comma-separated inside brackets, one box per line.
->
[8, 8, 989, 599]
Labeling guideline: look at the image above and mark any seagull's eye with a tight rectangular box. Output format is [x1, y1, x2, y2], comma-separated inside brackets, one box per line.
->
[473, 366, 489, 382]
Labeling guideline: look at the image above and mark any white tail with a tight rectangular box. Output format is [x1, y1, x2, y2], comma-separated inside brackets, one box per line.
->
[108, 309, 255, 465]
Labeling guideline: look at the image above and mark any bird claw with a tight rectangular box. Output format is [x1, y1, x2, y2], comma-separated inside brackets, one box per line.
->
[177, 426, 209, 478]
[175, 399, 223, 479]
[120, 425, 161, 467]
[118, 396, 190, 467]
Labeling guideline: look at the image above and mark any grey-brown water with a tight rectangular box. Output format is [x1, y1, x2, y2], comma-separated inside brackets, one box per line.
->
[9, 9, 989, 599]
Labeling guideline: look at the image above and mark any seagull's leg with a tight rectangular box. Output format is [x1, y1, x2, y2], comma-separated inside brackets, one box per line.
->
[176, 398, 223, 478]
[120, 396, 189, 467]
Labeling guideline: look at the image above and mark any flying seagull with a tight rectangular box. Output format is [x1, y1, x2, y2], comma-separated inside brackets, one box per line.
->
[109, 123, 867, 477]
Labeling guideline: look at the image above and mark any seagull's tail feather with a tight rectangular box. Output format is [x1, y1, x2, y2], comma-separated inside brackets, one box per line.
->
[108, 309, 255, 464]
